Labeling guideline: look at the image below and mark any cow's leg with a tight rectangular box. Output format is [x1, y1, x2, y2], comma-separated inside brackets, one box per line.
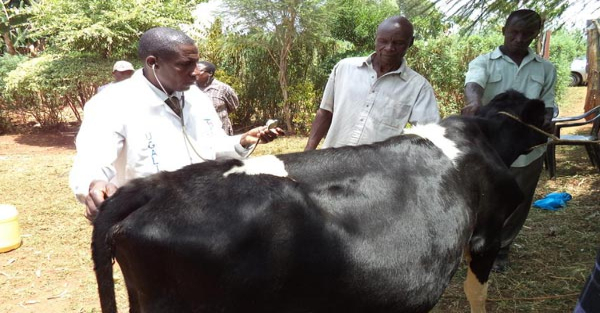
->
[463, 248, 496, 313]
[464, 262, 488, 313]
[126, 282, 141, 313]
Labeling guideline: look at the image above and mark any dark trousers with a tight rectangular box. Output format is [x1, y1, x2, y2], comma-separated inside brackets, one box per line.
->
[499, 156, 544, 255]
[574, 248, 600, 313]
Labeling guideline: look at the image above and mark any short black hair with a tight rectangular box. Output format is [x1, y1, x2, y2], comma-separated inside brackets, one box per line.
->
[197, 61, 216, 74]
[377, 15, 414, 38]
[138, 27, 195, 60]
[505, 9, 542, 31]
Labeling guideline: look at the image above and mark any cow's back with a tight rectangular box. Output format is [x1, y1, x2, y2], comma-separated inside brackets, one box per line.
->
[277, 134, 475, 310]
[99, 148, 472, 312]
[92, 90, 548, 313]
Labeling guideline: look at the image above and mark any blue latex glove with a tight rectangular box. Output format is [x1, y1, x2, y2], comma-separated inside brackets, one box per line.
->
[533, 192, 572, 211]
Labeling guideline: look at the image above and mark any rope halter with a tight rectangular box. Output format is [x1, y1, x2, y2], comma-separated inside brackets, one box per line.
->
[496, 111, 559, 151]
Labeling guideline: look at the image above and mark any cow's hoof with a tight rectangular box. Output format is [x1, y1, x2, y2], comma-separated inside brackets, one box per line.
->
[491, 254, 510, 273]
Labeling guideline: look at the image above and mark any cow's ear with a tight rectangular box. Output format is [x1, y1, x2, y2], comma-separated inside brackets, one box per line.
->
[521, 99, 546, 126]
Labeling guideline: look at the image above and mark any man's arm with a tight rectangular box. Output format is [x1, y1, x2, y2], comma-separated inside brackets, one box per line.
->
[70, 95, 122, 221]
[534, 63, 558, 132]
[463, 54, 489, 116]
[541, 63, 558, 133]
[224, 85, 240, 113]
[539, 63, 558, 108]
[408, 82, 440, 126]
[462, 82, 485, 116]
[305, 109, 333, 150]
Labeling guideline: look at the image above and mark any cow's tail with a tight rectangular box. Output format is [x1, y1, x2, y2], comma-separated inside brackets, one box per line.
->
[91, 182, 153, 313]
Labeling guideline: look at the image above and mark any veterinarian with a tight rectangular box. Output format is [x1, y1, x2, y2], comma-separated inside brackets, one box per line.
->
[70, 27, 283, 221]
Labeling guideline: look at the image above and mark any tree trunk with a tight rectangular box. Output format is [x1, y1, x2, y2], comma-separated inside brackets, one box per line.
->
[585, 19, 599, 117]
[2, 32, 17, 55]
[277, 12, 296, 133]
[279, 59, 291, 131]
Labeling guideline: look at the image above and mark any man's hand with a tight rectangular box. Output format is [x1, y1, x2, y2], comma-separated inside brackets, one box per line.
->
[542, 107, 555, 133]
[84, 180, 118, 222]
[463, 83, 484, 117]
[461, 103, 482, 116]
[240, 126, 285, 148]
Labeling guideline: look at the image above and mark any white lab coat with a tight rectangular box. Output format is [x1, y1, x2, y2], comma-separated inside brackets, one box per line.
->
[69, 70, 248, 203]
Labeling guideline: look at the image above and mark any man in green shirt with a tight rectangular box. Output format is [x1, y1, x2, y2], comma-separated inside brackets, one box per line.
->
[462, 9, 556, 272]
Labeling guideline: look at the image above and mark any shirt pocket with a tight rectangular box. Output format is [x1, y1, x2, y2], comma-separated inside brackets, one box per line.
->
[380, 100, 412, 129]
[528, 75, 544, 97]
[487, 73, 502, 86]
[193, 118, 217, 137]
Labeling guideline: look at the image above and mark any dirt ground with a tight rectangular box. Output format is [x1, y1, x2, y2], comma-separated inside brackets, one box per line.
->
[0, 132, 104, 313]
[0, 86, 598, 312]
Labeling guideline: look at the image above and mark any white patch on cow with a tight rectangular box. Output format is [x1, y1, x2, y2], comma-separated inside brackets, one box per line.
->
[223, 155, 289, 178]
[404, 124, 462, 164]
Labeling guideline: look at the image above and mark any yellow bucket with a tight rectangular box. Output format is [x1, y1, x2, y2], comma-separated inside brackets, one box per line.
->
[0, 204, 22, 253]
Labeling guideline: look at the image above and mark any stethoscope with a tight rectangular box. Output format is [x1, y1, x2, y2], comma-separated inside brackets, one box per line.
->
[152, 64, 184, 118]
[151, 64, 208, 164]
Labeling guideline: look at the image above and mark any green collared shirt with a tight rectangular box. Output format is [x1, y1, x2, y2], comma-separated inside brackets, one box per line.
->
[465, 47, 557, 167]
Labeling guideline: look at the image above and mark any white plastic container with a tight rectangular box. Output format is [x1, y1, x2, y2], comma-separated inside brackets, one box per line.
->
[0, 204, 22, 253]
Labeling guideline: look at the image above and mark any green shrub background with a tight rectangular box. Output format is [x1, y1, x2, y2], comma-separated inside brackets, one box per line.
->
[0, 30, 587, 134]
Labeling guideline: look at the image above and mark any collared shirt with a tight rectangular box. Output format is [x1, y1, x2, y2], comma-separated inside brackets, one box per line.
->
[465, 47, 557, 167]
[69, 70, 249, 203]
[200, 78, 239, 135]
[320, 54, 440, 148]
[97, 82, 112, 93]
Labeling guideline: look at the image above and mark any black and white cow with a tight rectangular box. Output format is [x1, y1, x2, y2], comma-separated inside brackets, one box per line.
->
[92, 90, 548, 313]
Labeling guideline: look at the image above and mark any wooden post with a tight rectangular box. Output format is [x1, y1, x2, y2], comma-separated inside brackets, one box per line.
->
[584, 19, 600, 116]
[543, 30, 551, 59]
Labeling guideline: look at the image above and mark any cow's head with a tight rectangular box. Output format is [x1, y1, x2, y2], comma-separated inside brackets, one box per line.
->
[475, 89, 548, 166]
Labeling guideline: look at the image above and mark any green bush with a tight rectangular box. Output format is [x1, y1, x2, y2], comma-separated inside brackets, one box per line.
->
[30, 0, 195, 59]
[0, 30, 585, 134]
[408, 30, 584, 118]
[0, 54, 29, 133]
[2, 53, 141, 128]
[548, 29, 587, 107]
[408, 33, 502, 118]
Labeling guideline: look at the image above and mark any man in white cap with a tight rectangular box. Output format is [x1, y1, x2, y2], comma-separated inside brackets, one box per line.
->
[97, 60, 135, 93]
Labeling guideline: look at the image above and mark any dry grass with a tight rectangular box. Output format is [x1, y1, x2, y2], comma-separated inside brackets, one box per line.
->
[0, 86, 598, 312]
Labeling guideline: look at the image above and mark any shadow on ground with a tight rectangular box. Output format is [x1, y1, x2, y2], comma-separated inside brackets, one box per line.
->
[4, 124, 79, 150]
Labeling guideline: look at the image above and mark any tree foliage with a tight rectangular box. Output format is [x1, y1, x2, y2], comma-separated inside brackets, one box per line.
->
[435, 0, 585, 34]
[0, 53, 27, 132]
[0, 0, 589, 134]
[547, 29, 587, 103]
[1, 53, 139, 128]
[29, 0, 201, 58]
[1, 0, 35, 55]
[408, 33, 502, 117]
[325, 0, 397, 53]
[396, 0, 449, 40]
[219, 0, 329, 132]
